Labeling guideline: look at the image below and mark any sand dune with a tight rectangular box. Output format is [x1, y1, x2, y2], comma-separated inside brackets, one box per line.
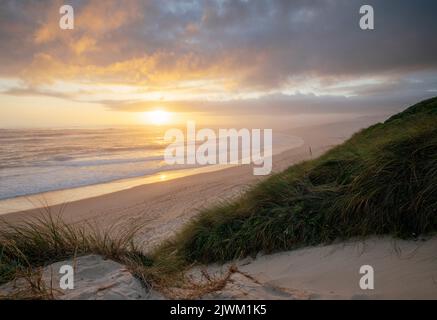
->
[0, 255, 149, 300]
[4, 236, 434, 300]
[199, 237, 437, 300]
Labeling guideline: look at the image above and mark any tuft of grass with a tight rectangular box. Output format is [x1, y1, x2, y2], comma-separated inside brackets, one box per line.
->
[0, 213, 235, 299]
[1, 267, 57, 300]
[156, 97, 437, 263]
[0, 213, 158, 296]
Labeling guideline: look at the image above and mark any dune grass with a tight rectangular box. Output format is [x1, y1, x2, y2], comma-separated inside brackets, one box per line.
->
[0, 213, 229, 299]
[0, 213, 155, 293]
[156, 97, 437, 263]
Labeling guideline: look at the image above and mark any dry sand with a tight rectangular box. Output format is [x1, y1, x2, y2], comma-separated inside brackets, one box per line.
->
[199, 236, 437, 300]
[0, 255, 156, 300]
[2, 237, 436, 300]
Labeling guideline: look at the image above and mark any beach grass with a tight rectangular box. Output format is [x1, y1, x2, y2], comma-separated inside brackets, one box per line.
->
[0, 212, 239, 299]
[0, 213, 156, 295]
[156, 97, 437, 263]
[0, 211, 222, 299]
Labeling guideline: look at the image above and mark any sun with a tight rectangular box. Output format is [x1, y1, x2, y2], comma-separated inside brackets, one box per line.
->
[141, 109, 171, 125]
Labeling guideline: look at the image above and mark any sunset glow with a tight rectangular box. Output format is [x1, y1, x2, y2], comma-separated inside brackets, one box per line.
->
[0, 0, 435, 128]
[141, 110, 172, 125]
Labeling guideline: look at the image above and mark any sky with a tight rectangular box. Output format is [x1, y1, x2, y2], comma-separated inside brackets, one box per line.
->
[0, 0, 436, 127]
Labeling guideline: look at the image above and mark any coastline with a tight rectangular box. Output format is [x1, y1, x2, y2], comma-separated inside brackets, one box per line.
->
[0, 133, 303, 216]
[0, 115, 387, 250]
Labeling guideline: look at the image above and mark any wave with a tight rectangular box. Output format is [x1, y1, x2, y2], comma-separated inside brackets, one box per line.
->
[0, 162, 181, 201]
[46, 155, 164, 168]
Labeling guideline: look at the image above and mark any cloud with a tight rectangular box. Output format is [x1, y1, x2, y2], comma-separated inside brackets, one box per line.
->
[0, 0, 436, 102]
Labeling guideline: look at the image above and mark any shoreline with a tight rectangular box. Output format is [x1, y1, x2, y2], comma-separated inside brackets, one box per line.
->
[0, 163, 239, 216]
[0, 114, 383, 216]
[0, 115, 388, 250]
[0, 133, 304, 216]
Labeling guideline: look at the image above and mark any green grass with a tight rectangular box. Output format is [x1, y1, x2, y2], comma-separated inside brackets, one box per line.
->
[157, 97, 437, 263]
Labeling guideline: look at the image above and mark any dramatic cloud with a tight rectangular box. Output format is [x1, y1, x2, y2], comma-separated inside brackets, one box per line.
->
[0, 0, 436, 110]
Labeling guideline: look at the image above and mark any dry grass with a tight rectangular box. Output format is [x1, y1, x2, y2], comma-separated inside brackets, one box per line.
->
[0, 267, 57, 300]
[0, 211, 234, 300]
[160, 265, 238, 300]
[0, 211, 157, 299]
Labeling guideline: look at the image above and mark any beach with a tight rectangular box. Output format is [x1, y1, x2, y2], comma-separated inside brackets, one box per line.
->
[1, 110, 437, 300]
[0, 115, 386, 251]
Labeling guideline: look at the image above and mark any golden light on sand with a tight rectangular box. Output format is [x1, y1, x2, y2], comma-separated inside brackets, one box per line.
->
[141, 109, 172, 125]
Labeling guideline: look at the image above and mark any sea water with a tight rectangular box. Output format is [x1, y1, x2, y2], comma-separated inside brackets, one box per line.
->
[0, 127, 302, 201]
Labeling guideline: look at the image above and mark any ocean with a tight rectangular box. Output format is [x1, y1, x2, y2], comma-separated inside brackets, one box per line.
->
[0, 127, 175, 200]
[0, 127, 302, 201]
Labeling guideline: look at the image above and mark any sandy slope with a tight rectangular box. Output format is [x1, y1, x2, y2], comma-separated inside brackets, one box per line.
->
[199, 237, 437, 300]
[0, 255, 161, 300]
[2, 237, 435, 300]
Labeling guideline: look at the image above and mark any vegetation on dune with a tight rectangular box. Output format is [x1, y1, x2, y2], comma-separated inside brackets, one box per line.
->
[0, 214, 154, 293]
[0, 214, 237, 299]
[157, 97, 437, 263]
[1, 97, 436, 298]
